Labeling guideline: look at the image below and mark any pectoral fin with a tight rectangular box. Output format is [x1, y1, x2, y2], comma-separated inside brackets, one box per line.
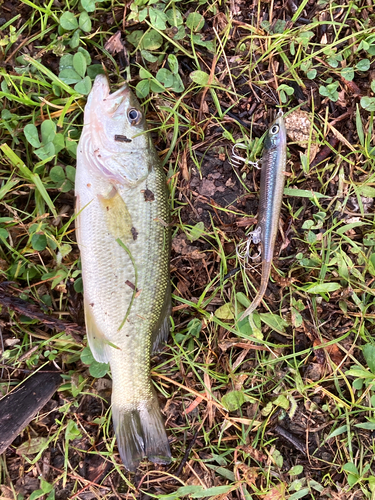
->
[98, 187, 133, 241]
[84, 297, 109, 363]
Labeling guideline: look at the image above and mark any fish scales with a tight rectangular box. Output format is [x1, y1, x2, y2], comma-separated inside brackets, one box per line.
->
[75, 75, 171, 470]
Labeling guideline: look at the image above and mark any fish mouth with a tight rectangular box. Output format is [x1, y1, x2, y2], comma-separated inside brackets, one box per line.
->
[93, 74, 130, 101]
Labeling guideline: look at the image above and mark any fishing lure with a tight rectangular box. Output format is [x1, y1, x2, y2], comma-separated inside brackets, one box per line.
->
[235, 113, 287, 319]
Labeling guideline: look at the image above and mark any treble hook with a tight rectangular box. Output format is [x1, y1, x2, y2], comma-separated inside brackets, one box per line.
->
[231, 143, 260, 169]
[236, 226, 262, 269]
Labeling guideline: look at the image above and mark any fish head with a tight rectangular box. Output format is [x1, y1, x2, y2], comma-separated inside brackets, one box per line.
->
[83, 75, 153, 186]
[264, 114, 286, 152]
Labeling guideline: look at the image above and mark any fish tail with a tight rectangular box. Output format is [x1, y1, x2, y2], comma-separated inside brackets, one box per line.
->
[239, 260, 272, 320]
[112, 393, 171, 471]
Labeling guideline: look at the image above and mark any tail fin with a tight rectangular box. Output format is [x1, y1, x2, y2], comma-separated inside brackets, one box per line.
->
[112, 394, 171, 471]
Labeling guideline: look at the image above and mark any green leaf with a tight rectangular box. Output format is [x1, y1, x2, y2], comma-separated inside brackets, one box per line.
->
[186, 12, 205, 32]
[74, 76, 92, 95]
[236, 291, 251, 308]
[191, 485, 234, 498]
[289, 465, 303, 476]
[60, 12, 78, 31]
[363, 344, 375, 373]
[87, 64, 104, 79]
[53, 133, 65, 154]
[190, 70, 210, 85]
[306, 69, 317, 79]
[66, 165, 76, 182]
[356, 59, 370, 71]
[66, 138, 77, 157]
[259, 312, 289, 333]
[149, 6, 167, 30]
[165, 8, 184, 27]
[168, 54, 179, 74]
[360, 96, 375, 112]
[141, 49, 158, 63]
[324, 425, 348, 441]
[278, 84, 294, 95]
[354, 422, 375, 430]
[187, 318, 201, 337]
[16, 437, 49, 456]
[73, 52, 87, 78]
[60, 179, 74, 193]
[126, 30, 144, 48]
[356, 103, 365, 146]
[302, 282, 341, 294]
[69, 29, 81, 49]
[79, 11, 92, 32]
[284, 187, 328, 199]
[89, 360, 109, 378]
[81, 346, 94, 365]
[142, 29, 163, 50]
[319, 82, 339, 102]
[34, 143, 55, 161]
[156, 68, 174, 88]
[186, 221, 205, 242]
[337, 221, 367, 234]
[78, 47, 92, 66]
[273, 394, 289, 410]
[59, 68, 82, 85]
[341, 67, 354, 81]
[343, 462, 359, 475]
[50, 165, 65, 182]
[65, 420, 81, 441]
[345, 367, 374, 379]
[24, 123, 41, 148]
[215, 303, 235, 320]
[31, 232, 47, 251]
[289, 489, 310, 500]
[81, 0, 96, 12]
[135, 79, 150, 99]
[59, 54, 74, 72]
[41, 120, 56, 145]
[221, 390, 245, 411]
[29, 490, 44, 500]
[0, 228, 9, 239]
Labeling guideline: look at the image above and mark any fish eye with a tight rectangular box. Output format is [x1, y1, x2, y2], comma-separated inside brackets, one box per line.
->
[271, 124, 279, 134]
[127, 108, 142, 125]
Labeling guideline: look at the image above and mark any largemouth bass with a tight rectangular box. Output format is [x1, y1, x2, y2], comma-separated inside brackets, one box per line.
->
[240, 114, 287, 319]
[75, 75, 171, 471]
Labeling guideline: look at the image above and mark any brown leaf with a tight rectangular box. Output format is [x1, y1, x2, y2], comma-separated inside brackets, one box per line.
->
[240, 444, 267, 462]
[261, 483, 287, 500]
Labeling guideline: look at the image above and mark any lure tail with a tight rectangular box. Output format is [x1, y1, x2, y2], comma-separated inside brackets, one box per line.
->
[239, 260, 272, 320]
[112, 392, 171, 471]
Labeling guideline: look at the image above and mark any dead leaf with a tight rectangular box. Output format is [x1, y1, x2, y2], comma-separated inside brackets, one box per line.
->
[104, 31, 129, 68]
[240, 444, 267, 462]
[172, 233, 207, 259]
[261, 483, 287, 500]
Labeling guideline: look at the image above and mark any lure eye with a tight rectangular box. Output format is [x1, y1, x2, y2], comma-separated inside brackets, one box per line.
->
[127, 108, 142, 125]
[270, 124, 279, 134]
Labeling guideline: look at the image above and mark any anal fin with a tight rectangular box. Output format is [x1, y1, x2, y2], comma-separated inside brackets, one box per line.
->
[151, 282, 171, 353]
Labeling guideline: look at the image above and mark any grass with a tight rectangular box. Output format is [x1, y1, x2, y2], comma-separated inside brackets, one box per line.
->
[1, 0, 375, 498]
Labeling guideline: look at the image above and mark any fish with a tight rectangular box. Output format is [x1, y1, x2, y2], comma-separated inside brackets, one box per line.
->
[240, 113, 287, 319]
[75, 74, 171, 471]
